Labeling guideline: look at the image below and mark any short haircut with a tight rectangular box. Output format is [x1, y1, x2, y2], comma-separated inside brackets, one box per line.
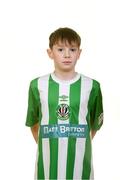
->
[49, 27, 81, 49]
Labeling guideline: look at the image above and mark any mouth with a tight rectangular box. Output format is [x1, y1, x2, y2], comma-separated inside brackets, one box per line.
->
[62, 61, 72, 64]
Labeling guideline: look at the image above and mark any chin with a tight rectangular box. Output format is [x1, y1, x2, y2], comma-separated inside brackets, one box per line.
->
[61, 68, 73, 72]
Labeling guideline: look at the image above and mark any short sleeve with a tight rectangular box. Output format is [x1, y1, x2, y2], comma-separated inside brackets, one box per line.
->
[90, 81, 104, 130]
[25, 78, 42, 127]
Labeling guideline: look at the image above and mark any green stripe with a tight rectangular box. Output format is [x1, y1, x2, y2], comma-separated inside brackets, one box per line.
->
[48, 76, 59, 179]
[26, 78, 42, 127]
[66, 79, 81, 179]
[37, 135, 45, 179]
[81, 134, 91, 179]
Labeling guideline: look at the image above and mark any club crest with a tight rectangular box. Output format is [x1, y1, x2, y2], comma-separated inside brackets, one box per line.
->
[56, 104, 71, 120]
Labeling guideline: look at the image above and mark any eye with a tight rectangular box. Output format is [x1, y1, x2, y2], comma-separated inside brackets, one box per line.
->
[58, 48, 63, 51]
[70, 48, 77, 52]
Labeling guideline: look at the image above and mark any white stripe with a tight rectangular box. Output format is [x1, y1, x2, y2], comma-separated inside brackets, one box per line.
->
[90, 133, 94, 180]
[34, 127, 40, 179]
[38, 74, 50, 179]
[57, 84, 69, 179]
[34, 148, 38, 180]
[73, 75, 93, 179]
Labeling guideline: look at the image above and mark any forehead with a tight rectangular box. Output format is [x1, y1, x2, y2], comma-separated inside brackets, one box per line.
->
[54, 40, 79, 47]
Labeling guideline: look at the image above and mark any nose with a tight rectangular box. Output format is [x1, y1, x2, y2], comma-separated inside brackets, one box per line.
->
[64, 49, 70, 58]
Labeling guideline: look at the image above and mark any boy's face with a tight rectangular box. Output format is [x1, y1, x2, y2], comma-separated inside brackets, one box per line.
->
[47, 41, 82, 72]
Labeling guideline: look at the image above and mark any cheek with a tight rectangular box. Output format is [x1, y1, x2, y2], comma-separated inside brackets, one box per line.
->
[73, 54, 79, 60]
[72, 57, 79, 64]
[76, 52, 80, 58]
[54, 54, 62, 60]
[75, 54, 80, 60]
[71, 52, 80, 59]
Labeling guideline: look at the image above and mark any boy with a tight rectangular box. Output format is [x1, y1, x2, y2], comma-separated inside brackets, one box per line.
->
[26, 27, 103, 180]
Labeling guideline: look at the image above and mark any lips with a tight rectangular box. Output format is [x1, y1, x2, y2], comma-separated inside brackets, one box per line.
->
[63, 61, 72, 64]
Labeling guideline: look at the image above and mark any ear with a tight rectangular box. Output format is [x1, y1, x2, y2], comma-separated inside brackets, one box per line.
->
[47, 49, 53, 59]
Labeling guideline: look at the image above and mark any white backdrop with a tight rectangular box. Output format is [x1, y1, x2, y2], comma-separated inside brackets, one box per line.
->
[0, 0, 120, 179]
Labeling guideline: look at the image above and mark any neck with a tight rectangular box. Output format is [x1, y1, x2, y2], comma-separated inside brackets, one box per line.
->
[54, 69, 77, 80]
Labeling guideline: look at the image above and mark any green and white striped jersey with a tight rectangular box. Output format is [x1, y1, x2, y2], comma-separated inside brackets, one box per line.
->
[26, 72, 103, 180]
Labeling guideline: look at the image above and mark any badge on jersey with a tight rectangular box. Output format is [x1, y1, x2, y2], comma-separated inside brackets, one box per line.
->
[56, 104, 71, 120]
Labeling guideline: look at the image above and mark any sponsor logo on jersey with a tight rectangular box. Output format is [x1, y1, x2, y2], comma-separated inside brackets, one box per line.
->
[59, 95, 68, 102]
[56, 104, 71, 120]
[40, 124, 88, 138]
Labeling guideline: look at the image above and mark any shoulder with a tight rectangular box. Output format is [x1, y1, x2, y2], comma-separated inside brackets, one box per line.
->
[80, 74, 101, 91]
[30, 73, 51, 88]
[29, 78, 39, 90]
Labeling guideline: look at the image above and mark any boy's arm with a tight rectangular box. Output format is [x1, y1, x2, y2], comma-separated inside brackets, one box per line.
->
[91, 130, 97, 139]
[31, 122, 39, 143]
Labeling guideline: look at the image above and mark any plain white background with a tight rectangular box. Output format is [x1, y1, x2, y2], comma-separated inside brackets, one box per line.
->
[0, 0, 120, 179]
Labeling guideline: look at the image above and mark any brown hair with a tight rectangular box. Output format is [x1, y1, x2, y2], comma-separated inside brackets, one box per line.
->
[49, 27, 81, 49]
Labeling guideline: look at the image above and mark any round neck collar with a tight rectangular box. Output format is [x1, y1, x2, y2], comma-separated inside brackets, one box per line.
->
[50, 72, 80, 84]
